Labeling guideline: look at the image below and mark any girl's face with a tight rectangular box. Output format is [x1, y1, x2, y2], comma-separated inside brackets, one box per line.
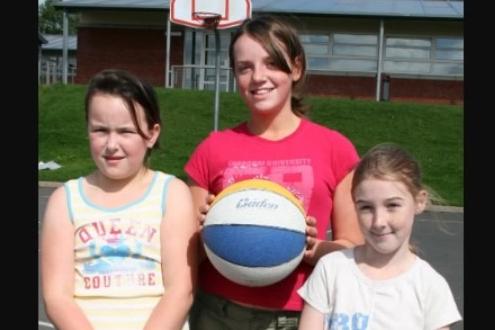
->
[232, 34, 301, 117]
[87, 93, 160, 180]
[353, 178, 427, 257]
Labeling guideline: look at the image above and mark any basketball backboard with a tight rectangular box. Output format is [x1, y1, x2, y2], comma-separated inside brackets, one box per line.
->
[170, 0, 251, 29]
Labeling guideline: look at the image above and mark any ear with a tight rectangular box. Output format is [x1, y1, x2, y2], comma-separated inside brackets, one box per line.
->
[146, 123, 161, 149]
[414, 190, 428, 215]
[291, 56, 303, 82]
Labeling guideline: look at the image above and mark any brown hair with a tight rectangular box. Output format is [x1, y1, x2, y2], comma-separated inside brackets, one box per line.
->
[351, 143, 431, 255]
[84, 69, 162, 160]
[351, 143, 424, 199]
[229, 15, 308, 116]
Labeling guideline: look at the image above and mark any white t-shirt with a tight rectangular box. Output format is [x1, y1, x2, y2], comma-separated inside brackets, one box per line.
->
[298, 248, 462, 330]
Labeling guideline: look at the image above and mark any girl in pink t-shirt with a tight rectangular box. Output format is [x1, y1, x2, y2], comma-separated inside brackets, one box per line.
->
[185, 15, 364, 330]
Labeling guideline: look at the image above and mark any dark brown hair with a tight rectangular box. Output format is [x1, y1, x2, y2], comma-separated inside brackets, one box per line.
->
[229, 15, 308, 116]
[84, 69, 162, 159]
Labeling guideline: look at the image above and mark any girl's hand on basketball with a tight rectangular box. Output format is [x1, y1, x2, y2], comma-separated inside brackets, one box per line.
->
[198, 193, 216, 230]
[305, 215, 317, 240]
[304, 216, 320, 264]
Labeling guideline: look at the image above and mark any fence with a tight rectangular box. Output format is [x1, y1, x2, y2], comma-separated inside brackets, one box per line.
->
[170, 64, 236, 92]
[39, 59, 77, 85]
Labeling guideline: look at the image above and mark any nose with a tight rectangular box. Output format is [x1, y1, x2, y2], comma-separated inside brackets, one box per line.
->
[371, 208, 387, 230]
[105, 132, 118, 153]
[252, 64, 267, 82]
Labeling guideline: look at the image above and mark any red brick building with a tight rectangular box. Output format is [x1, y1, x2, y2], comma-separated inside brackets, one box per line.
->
[55, 0, 464, 104]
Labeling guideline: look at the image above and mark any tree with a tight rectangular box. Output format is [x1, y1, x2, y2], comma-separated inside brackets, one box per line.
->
[39, 0, 79, 35]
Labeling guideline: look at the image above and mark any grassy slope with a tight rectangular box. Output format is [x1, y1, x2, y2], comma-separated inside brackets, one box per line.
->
[39, 84, 463, 206]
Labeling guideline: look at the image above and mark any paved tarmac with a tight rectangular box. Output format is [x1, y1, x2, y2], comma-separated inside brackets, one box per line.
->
[38, 185, 464, 329]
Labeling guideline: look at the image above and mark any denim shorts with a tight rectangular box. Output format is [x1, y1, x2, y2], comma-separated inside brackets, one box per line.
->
[188, 291, 300, 330]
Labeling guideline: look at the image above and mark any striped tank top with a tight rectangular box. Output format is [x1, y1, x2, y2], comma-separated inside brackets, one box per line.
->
[64, 171, 174, 330]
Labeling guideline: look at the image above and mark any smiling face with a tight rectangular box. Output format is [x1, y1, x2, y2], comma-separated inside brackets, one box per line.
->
[232, 34, 301, 117]
[87, 93, 160, 180]
[353, 178, 427, 258]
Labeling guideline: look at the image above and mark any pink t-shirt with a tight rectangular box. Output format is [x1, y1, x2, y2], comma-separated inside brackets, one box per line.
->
[185, 118, 359, 311]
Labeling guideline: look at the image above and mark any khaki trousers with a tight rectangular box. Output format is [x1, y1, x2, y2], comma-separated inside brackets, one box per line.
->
[189, 291, 300, 330]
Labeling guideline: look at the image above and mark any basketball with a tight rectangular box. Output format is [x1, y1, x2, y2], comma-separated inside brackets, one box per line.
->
[202, 179, 307, 287]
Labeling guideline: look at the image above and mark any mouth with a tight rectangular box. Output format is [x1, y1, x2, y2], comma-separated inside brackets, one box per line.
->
[371, 231, 392, 238]
[104, 156, 124, 162]
[250, 87, 274, 96]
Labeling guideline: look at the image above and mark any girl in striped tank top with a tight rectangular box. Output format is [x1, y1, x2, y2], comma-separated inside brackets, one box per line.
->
[41, 69, 198, 330]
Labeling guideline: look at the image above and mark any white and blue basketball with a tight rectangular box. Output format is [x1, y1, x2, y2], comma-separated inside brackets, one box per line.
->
[202, 179, 307, 287]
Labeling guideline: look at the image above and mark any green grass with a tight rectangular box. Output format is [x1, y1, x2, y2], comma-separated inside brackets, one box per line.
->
[39, 84, 463, 206]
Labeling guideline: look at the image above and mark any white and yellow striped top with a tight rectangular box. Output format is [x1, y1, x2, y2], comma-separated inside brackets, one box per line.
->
[64, 171, 174, 330]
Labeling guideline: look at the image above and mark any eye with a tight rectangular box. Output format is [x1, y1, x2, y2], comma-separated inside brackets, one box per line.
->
[235, 63, 251, 74]
[119, 128, 137, 135]
[357, 204, 372, 212]
[386, 202, 401, 210]
[91, 127, 107, 133]
[266, 61, 277, 69]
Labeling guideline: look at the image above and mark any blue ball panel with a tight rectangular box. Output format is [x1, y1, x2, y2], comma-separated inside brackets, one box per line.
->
[202, 225, 305, 267]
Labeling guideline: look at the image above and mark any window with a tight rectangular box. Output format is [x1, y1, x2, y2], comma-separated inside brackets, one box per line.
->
[383, 37, 431, 73]
[384, 36, 463, 77]
[301, 32, 463, 78]
[435, 38, 463, 60]
[302, 33, 378, 73]
[300, 35, 329, 55]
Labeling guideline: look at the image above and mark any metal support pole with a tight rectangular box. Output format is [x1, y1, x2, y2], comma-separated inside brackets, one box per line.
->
[38, 48, 42, 86]
[191, 30, 196, 88]
[165, 16, 172, 88]
[375, 19, 384, 101]
[62, 11, 69, 84]
[213, 28, 221, 131]
[46, 62, 50, 85]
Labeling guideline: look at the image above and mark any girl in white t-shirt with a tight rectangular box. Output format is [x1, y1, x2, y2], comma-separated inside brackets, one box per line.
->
[298, 143, 462, 330]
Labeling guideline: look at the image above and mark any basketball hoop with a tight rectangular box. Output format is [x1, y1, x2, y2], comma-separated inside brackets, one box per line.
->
[169, 0, 252, 131]
[197, 13, 222, 30]
[170, 0, 251, 30]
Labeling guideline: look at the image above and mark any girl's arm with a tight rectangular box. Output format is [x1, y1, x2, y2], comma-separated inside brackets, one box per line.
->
[187, 177, 215, 263]
[40, 187, 94, 330]
[330, 169, 364, 247]
[298, 303, 325, 330]
[304, 170, 364, 265]
[144, 178, 199, 330]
